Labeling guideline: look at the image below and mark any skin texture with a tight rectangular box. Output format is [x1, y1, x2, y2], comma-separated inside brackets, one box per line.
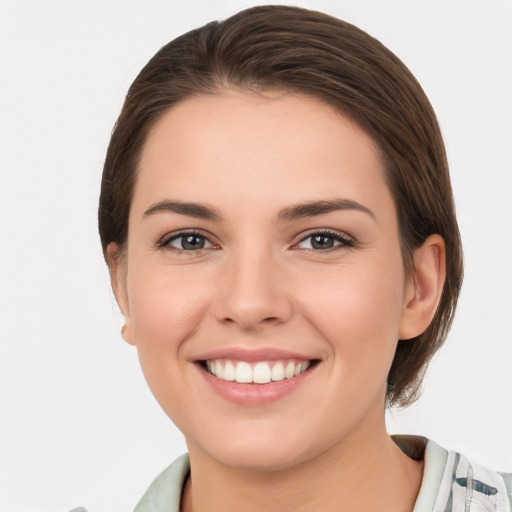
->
[110, 90, 445, 512]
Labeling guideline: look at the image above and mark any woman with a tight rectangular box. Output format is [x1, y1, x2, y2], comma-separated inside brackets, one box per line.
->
[98, 5, 511, 511]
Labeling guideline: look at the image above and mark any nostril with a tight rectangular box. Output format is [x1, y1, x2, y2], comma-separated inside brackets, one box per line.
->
[221, 315, 282, 330]
[213, 281, 294, 329]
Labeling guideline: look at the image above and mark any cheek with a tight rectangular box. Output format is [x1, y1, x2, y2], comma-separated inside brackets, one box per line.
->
[127, 264, 212, 356]
[125, 266, 214, 422]
[301, 257, 405, 369]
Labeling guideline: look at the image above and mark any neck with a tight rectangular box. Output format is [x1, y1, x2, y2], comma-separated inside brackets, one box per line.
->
[181, 423, 423, 512]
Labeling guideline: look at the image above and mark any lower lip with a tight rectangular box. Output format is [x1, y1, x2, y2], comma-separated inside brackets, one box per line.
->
[196, 363, 318, 406]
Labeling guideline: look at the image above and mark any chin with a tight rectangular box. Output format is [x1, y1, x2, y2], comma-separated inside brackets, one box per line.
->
[189, 427, 321, 473]
[214, 447, 308, 473]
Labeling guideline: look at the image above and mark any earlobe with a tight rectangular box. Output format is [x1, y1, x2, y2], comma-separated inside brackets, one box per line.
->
[120, 321, 136, 346]
[107, 243, 136, 346]
[399, 234, 446, 340]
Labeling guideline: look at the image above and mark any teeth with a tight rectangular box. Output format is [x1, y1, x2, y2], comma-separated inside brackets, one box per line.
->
[207, 359, 312, 384]
[271, 362, 285, 381]
[235, 361, 252, 383]
[223, 361, 235, 381]
[285, 361, 295, 379]
[253, 362, 271, 384]
[214, 360, 224, 379]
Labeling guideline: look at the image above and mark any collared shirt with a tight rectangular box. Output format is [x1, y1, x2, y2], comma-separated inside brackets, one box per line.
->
[69, 437, 512, 511]
[132, 437, 512, 512]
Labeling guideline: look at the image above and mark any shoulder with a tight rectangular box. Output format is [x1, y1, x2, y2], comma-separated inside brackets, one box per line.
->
[418, 438, 511, 512]
[499, 472, 512, 508]
[65, 455, 190, 512]
[133, 453, 190, 512]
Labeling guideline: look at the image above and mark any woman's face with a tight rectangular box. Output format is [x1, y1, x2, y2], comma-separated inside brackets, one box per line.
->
[113, 90, 417, 471]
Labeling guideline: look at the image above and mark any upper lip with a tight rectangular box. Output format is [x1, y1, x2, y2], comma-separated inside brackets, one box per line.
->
[193, 347, 318, 362]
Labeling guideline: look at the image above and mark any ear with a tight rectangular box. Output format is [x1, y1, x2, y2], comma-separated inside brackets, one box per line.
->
[399, 234, 446, 340]
[107, 243, 136, 346]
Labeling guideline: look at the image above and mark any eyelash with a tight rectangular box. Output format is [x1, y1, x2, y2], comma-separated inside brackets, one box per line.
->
[294, 229, 355, 252]
[156, 228, 355, 254]
[156, 230, 217, 255]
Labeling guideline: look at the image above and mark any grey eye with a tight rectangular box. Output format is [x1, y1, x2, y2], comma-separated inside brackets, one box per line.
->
[296, 231, 354, 251]
[168, 234, 212, 250]
[310, 234, 336, 249]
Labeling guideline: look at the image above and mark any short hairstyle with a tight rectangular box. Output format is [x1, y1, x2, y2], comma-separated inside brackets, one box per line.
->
[99, 5, 463, 407]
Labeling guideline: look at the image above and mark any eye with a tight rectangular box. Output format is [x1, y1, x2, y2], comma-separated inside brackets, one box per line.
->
[296, 230, 354, 251]
[159, 231, 215, 252]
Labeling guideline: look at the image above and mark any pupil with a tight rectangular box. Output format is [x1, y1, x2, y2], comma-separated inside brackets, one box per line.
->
[182, 235, 204, 250]
[312, 235, 334, 249]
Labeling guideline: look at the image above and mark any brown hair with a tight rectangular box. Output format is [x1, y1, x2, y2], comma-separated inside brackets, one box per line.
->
[98, 5, 463, 406]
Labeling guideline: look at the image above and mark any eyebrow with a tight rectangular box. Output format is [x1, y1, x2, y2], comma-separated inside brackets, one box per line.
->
[276, 199, 376, 222]
[143, 200, 222, 220]
[142, 198, 376, 223]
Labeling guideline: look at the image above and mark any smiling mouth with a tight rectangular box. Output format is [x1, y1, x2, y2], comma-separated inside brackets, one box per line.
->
[199, 359, 319, 384]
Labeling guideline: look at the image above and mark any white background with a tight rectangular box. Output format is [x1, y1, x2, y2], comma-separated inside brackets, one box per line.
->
[1, 1, 511, 511]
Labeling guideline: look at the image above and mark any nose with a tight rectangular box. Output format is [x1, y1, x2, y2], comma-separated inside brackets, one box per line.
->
[214, 248, 293, 331]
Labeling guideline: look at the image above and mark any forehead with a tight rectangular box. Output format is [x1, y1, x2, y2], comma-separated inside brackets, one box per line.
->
[133, 90, 393, 220]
